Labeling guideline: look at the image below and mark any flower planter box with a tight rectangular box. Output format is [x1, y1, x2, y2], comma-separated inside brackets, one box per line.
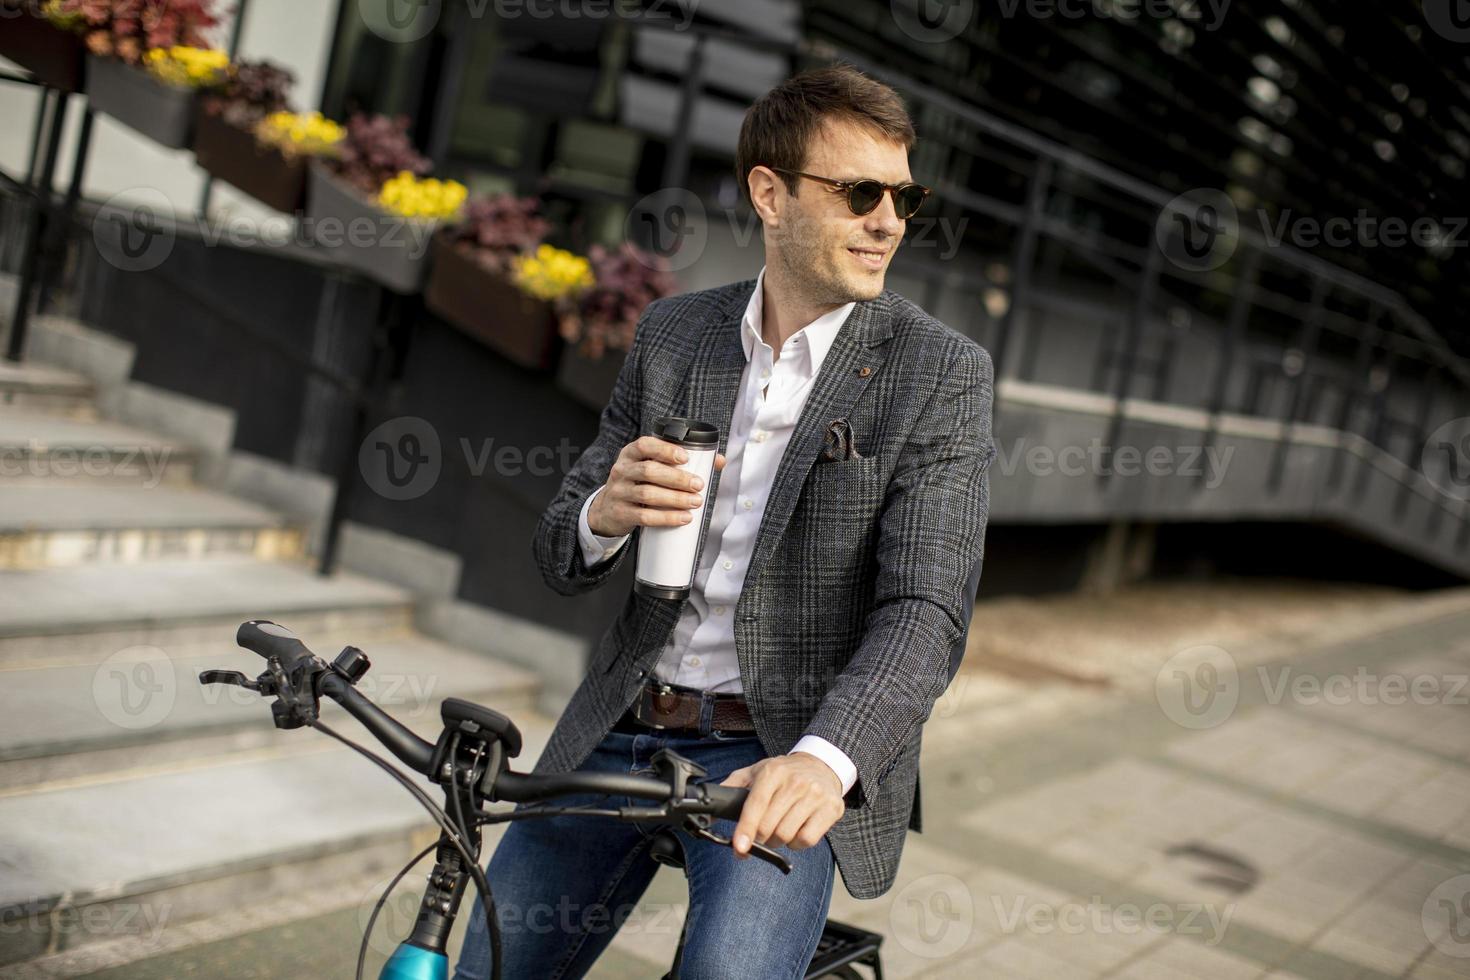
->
[303, 161, 439, 293]
[192, 106, 306, 213]
[556, 343, 628, 412]
[424, 232, 560, 370]
[84, 54, 198, 149]
[0, 12, 85, 91]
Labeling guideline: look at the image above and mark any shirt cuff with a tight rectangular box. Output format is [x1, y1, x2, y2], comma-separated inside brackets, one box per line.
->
[792, 735, 858, 797]
[577, 485, 630, 568]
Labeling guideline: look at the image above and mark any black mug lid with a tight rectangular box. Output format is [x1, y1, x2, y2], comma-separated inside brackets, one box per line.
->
[652, 415, 719, 447]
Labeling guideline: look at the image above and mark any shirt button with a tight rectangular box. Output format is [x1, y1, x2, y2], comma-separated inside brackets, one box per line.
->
[723, 559, 733, 570]
[742, 499, 753, 510]
[713, 606, 726, 616]
[688, 656, 701, 666]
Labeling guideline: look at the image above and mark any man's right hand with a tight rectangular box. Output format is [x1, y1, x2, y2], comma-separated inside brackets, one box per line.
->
[587, 436, 727, 538]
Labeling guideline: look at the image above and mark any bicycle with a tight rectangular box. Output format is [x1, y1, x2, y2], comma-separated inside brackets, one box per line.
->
[198, 620, 885, 980]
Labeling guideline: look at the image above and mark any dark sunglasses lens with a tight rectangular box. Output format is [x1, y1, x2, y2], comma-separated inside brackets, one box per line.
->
[895, 185, 926, 218]
[848, 180, 884, 215]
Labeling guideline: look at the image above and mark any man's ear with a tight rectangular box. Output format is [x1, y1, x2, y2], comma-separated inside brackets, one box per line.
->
[748, 166, 782, 226]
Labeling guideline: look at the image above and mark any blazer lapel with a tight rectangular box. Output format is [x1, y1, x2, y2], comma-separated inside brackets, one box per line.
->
[638, 281, 896, 653]
[743, 291, 895, 590]
[682, 283, 752, 458]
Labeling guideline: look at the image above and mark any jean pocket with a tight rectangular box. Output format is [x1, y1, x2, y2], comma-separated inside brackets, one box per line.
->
[708, 730, 762, 745]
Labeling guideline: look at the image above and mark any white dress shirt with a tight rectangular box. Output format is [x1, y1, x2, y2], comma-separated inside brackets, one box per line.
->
[575, 266, 860, 795]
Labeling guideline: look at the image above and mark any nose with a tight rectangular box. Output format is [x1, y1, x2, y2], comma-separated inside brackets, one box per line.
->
[864, 191, 905, 239]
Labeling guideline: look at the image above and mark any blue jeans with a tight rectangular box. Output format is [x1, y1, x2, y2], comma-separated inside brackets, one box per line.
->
[451, 723, 836, 980]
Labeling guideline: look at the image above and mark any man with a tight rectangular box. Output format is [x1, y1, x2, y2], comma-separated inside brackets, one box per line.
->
[454, 63, 996, 980]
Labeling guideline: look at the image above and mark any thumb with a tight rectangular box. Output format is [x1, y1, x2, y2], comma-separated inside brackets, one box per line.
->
[714, 453, 727, 471]
[720, 765, 753, 788]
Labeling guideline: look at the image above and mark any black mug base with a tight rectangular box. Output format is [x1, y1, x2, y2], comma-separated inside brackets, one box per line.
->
[634, 580, 691, 601]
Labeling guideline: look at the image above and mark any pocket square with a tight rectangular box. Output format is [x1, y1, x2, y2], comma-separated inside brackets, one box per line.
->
[819, 417, 863, 462]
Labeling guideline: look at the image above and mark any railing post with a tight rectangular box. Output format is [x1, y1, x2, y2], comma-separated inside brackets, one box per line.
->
[1353, 349, 1398, 504]
[1196, 248, 1260, 488]
[1326, 305, 1380, 493]
[197, 0, 252, 217]
[319, 284, 397, 577]
[994, 157, 1051, 383]
[1397, 365, 1440, 525]
[7, 88, 66, 363]
[661, 33, 707, 190]
[1098, 229, 1162, 486]
[35, 106, 93, 316]
[1267, 276, 1328, 494]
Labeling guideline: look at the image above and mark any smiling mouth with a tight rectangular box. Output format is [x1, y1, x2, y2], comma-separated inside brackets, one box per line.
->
[848, 247, 887, 269]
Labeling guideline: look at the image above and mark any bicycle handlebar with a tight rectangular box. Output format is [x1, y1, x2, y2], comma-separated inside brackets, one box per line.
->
[218, 619, 749, 821]
[236, 619, 315, 670]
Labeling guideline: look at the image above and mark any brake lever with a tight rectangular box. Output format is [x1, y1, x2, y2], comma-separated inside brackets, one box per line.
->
[682, 818, 793, 874]
[199, 669, 262, 691]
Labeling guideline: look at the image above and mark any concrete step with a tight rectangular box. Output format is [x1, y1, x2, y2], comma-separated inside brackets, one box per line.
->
[0, 483, 306, 569]
[0, 708, 559, 968]
[0, 558, 416, 663]
[0, 632, 542, 771]
[0, 361, 96, 419]
[0, 408, 195, 487]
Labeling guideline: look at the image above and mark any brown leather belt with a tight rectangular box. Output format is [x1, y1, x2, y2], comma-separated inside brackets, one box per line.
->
[619, 680, 756, 735]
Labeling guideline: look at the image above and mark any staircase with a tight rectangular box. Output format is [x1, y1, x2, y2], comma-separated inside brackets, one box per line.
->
[0, 335, 562, 974]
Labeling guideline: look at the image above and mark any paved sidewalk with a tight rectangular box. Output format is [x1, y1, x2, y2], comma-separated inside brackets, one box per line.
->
[25, 587, 1470, 979]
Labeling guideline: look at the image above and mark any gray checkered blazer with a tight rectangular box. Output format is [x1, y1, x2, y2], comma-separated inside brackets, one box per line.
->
[531, 276, 997, 900]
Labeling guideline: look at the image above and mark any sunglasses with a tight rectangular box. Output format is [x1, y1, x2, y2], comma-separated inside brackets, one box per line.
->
[768, 167, 931, 220]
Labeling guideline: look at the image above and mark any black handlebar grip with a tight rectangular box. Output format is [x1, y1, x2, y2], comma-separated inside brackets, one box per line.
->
[236, 620, 314, 669]
[698, 782, 748, 821]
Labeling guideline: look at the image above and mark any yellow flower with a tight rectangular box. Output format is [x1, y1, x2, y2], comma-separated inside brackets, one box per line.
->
[376, 172, 468, 220]
[256, 111, 345, 155]
[511, 244, 595, 301]
[143, 46, 229, 88]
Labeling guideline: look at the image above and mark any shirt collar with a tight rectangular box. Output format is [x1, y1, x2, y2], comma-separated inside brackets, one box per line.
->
[740, 266, 856, 375]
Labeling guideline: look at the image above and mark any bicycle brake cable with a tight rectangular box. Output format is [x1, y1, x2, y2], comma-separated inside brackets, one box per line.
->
[309, 718, 502, 980]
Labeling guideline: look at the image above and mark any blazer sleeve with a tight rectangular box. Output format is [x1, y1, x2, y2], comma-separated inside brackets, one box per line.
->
[800, 340, 998, 810]
[531, 302, 661, 596]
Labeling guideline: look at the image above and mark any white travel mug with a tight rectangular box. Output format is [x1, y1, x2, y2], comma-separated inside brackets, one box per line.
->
[634, 416, 719, 601]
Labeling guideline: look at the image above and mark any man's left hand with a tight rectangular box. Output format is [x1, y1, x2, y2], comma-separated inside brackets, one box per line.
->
[719, 752, 845, 859]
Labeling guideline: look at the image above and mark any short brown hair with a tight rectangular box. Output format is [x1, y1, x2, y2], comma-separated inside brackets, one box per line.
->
[734, 63, 917, 206]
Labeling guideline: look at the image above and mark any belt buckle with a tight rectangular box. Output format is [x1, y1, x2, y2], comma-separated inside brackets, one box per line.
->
[638, 682, 680, 731]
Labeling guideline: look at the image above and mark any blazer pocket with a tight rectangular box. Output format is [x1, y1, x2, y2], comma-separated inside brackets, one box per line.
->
[803, 454, 884, 506]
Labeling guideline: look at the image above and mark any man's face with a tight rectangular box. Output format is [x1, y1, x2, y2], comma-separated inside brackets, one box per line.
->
[766, 118, 913, 304]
